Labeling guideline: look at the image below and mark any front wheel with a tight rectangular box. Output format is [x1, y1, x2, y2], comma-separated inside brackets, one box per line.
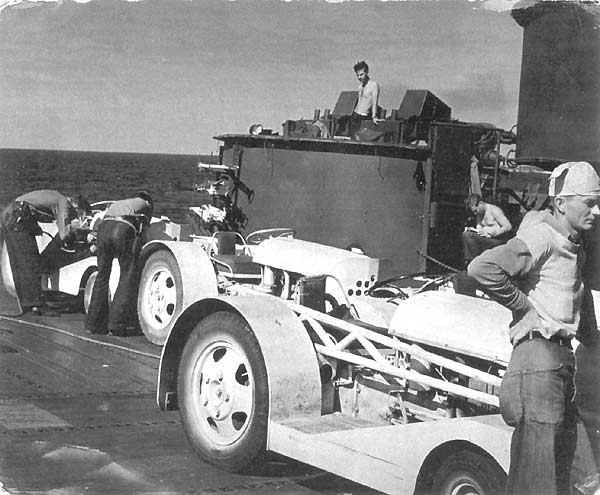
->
[432, 450, 506, 495]
[137, 250, 183, 345]
[177, 311, 269, 473]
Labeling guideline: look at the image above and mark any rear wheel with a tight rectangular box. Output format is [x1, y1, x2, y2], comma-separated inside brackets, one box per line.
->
[177, 311, 268, 473]
[432, 450, 505, 495]
[138, 250, 183, 345]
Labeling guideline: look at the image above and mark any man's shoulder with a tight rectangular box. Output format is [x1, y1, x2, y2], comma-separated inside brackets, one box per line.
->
[366, 79, 379, 90]
[486, 203, 505, 215]
[106, 197, 148, 216]
[517, 221, 555, 253]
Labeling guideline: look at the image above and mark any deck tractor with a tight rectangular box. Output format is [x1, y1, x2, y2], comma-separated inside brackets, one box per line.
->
[146, 2, 600, 494]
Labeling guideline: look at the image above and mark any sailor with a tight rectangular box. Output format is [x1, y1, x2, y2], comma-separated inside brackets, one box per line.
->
[85, 191, 153, 336]
[0, 189, 91, 316]
[468, 162, 600, 495]
[462, 193, 512, 266]
[349, 60, 382, 137]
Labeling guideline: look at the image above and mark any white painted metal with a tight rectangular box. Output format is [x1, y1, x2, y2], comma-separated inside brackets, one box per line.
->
[158, 295, 323, 421]
[288, 302, 503, 391]
[268, 415, 511, 495]
[192, 338, 256, 445]
[252, 238, 380, 293]
[389, 292, 513, 365]
[142, 240, 219, 317]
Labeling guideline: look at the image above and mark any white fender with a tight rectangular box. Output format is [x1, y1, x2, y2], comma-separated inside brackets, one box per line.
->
[158, 295, 322, 422]
[141, 240, 218, 314]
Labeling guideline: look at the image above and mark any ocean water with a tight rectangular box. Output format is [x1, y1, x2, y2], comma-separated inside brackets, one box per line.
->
[0, 149, 217, 223]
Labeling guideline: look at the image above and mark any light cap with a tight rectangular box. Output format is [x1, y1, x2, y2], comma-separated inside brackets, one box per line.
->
[548, 161, 600, 197]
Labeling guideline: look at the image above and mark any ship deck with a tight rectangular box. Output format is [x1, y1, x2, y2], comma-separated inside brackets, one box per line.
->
[0, 303, 378, 495]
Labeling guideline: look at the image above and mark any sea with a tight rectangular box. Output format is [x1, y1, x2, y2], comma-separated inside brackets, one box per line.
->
[0, 149, 218, 223]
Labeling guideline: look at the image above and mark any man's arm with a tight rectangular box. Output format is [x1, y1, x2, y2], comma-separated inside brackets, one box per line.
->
[468, 237, 545, 342]
[467, 237, 533, 313]
[54, 196, 90, 242]
[479, 205, 512, 238]
[53, 196, 75, 240]
[371, 82, 381, 124]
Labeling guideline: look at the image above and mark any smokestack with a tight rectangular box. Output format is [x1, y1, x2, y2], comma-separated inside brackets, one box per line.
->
[512, 1, 600, 167]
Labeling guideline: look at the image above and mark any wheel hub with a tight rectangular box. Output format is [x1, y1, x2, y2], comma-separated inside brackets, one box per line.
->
[202, 373, 232, 419]
[144, 269, 177, 328]
[194, 341, 254, 445]
[149, 284, 167, 313]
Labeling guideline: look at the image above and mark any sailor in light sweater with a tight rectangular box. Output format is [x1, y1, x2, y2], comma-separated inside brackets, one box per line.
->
[468, 161, 600, 495]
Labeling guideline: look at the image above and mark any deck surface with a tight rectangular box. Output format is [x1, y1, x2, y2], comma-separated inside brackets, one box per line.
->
[0, 306, 379, 495]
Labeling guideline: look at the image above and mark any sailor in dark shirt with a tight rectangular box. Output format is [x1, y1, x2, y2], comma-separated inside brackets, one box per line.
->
[85, 191, 153, 336]
[0, 190, 90, 315]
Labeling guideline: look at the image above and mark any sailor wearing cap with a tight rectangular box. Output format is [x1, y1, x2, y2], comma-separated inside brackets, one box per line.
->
[468, 161, 600, 495]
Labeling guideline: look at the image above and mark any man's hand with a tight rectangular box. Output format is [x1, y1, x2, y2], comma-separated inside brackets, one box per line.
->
[476, 227, 492, 238]
[372, 118, 383, 125]
[509, 305, 544, 343]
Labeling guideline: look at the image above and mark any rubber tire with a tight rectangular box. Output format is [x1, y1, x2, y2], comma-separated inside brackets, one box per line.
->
[137, 250, 183, 345]
[431, 450, 505, 495]
[178, 311, 269, 473]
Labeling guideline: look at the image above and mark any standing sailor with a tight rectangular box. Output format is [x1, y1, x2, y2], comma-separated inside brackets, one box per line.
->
[0, 189, 91, 315]
[349, 60, 382, 137]
[468, 162, 600, 495]
[85, 191, 153, 336]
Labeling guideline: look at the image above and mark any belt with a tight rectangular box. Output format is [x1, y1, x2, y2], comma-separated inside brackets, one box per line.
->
[104, 216, 142, 234]
[514, 331, 572, 349]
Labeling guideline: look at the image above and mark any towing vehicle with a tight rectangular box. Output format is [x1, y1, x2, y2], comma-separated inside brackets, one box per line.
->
[148, 2, 600, 494]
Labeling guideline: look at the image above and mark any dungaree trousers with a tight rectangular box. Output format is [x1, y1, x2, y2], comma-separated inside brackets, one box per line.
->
[500, 338, 597, 495]
[85, 219, 141, 335]
[0, 202, 43, 309]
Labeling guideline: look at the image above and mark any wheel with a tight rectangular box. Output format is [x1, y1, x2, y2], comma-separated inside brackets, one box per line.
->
[138, 250, 183, 345]
[177, 311, 268, 473]
[431, 450, 505, 495]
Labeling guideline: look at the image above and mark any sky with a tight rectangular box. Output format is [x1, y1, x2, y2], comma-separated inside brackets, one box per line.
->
[0, 0, 524, 155]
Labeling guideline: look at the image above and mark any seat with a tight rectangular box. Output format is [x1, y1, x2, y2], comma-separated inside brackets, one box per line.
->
[211, 231, 261, 281]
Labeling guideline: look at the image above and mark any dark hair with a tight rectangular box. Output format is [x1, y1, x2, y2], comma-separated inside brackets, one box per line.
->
[466, 193, 482, 210]
[135, 190, 153, 209]
[353, 60, 369, 73]
[70, 194, 91, 215]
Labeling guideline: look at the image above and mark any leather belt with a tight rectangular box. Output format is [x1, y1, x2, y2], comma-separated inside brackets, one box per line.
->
[104, 216, 141, 234]
[514, 331, 572, 349]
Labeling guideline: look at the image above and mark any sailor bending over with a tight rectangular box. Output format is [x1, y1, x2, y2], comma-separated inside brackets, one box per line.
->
[85, 191, 153, 336]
